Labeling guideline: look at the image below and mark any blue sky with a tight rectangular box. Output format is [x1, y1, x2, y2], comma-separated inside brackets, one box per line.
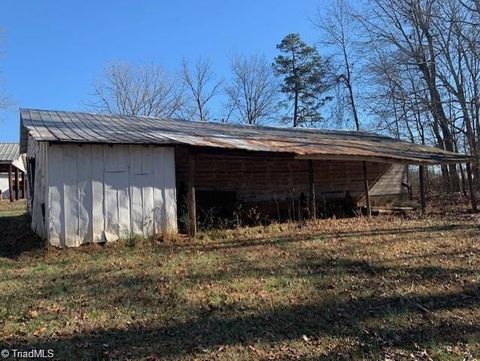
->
[0, 0, 323, 142]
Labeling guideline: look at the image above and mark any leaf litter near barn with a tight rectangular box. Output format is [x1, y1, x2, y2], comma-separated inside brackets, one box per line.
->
[0, 204, 479, 360]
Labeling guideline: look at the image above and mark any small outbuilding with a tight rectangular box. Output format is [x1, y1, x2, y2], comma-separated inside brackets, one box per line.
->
[0, 143, 26, 201]
[20, 109, 472, 247]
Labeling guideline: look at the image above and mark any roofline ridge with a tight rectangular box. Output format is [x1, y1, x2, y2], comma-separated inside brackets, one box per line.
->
[18, 107, 471, 163]
[19, 107, 392, 139]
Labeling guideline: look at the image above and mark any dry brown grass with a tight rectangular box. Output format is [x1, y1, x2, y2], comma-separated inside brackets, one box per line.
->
[0, 199, 26, 214]
[0, 210, 479, 360]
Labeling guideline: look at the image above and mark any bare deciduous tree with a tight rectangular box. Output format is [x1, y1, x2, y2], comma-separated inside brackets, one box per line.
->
[90, 62, 185, 118]
[315, 0, 363, 131]
[182, 58, 222, 122]
[315, 0, 374, 215]
[314, 0, 480, 195]
[459, 0, 480, 16]
[359, 0, 462, 190]
[225, 54, 279, 125]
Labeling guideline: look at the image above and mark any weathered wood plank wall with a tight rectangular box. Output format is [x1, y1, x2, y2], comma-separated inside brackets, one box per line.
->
[175, 147, 397, 203]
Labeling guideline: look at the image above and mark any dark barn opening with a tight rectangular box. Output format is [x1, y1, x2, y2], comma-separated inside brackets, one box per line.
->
[175, 146, 410, 231]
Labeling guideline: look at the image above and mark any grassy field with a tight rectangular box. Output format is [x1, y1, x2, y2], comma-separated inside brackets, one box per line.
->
[0, 202, 479, 360]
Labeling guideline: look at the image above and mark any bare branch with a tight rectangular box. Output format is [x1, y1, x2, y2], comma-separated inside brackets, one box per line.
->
[182, 58, 222, 122]
[225, 54, 279, 125]
[87, 62, 186, 118]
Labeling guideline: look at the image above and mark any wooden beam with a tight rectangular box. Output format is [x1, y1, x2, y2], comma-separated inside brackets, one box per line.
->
[295, 153, 472, 165]
[309, 160, 316, 219]
[14, 167, 19, 201]
[466, 162, 477, 212]
[8, 164, 13, 202]
[362, 161, 371, 217]
[419, 165, 426, 214]
[187, 152, 197, 237]
[21, 171, 26, 199]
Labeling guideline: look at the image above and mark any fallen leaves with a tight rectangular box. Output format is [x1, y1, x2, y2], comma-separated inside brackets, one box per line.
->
[1, 214, 480, 360]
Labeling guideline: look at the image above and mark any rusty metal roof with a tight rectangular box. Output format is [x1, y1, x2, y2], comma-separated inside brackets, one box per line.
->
[20, 108, 471, 164]
[0, 143, 19, 163]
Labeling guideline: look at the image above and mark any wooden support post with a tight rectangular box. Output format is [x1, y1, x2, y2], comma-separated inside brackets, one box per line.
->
[8, 164, 13, 203]
[21, 171, 26, 199]
[362, 161, 371, 217]
[419, 165, 426, 214]
[406, 165, 413, 200]
[466, 162, 477, 212]
[187, 152, 197, 237]
[14, 167, 19, 201]
[309, 160, 316, 219]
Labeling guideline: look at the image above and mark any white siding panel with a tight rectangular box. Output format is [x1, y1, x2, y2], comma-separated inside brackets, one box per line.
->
[129, 146, 146, 236]
[152, 148, 167, 235]
[47, 145, 64, 247]
[129, 174, 144, 236]
[104, 145, 130, 240]
[44, 144, 177, 246]
[77, 145, 92, 244]
[117, 172, 131, 239]
[142, 181, 155, 236]
[104, 172, 120, 241]
[141, 148, 155, 236]
[63, 146, 79, 247]
[163, 148, 177, 234]
[103, 146, 121, 241]
[104, 145, 128, 172]
[141, 147, 153, 174]
[152, 147, 177, 235]
[0, 174, 9, 199]
[91, 145, 105, 242]
[130, 147, 144, 175]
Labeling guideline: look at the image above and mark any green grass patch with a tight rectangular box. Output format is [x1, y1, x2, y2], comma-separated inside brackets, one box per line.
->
[0, 210, 479, 360]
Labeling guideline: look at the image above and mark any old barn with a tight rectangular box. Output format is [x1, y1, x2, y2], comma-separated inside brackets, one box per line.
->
[20, 109, 471, 247]
[0, 142, 26, 201]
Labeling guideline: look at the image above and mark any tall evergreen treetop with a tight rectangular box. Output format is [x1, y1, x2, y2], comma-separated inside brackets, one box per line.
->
[273, 33, 331, 127]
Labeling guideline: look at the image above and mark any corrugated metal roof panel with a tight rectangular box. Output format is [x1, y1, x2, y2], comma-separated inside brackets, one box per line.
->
[19, 108, 471, 164]
[0, 143, 19, 162]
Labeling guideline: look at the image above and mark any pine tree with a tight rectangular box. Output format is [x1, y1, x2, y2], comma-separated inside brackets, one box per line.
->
[273, 33, 331, 127]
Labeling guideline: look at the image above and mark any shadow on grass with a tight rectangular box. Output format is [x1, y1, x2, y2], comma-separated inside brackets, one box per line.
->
[6, 282, 479, 360]
[168, 223, 476, 253]
[2, 251, 479, 359]
[0, 213, 44, 258]
[1, 215, 479, 359]
[177, 255, 477, 290]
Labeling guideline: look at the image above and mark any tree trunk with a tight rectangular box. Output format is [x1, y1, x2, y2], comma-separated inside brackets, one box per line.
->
[293, 88, 299, 127]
